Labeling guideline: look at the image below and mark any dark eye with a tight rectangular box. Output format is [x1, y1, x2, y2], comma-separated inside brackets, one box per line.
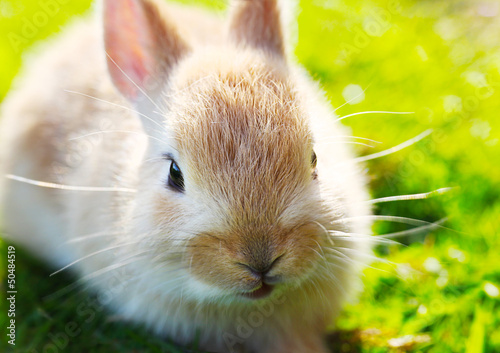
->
[311, 150, 317, 169]
[168, 160, 185, 192]
[311, 150, 318, 180]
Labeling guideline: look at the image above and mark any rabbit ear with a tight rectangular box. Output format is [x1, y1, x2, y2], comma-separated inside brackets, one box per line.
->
[103, 0, 189, 102]
[228, 0, 286, 58]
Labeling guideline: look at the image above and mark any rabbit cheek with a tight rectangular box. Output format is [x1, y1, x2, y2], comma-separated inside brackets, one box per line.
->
[151, 190, 187, 228]
[276, 223, 325, 280]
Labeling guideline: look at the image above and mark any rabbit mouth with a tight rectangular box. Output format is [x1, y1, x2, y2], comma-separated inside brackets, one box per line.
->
[240, 283, 274, 300]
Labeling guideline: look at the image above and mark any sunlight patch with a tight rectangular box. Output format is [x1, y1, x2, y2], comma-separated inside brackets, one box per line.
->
[342, 84, 365, 105]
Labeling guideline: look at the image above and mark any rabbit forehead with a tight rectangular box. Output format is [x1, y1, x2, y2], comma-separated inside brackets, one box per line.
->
[171, 54, 313, 216]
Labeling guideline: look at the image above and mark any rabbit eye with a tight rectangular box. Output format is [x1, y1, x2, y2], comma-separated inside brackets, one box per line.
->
[168, 160, 185, 192]
[311, 150, 318, 180]
[311, 150, 317, 168]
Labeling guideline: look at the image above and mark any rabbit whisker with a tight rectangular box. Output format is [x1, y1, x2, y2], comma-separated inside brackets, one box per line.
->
[329, 231, 399, 246]
[68, 130, 168, 147]
[63, 229, 123, 245]
[82, 250, 155, 282]
[336, 110, 414, 122]
[325, 250, 390, 274]
[381, 218, 448, 238]
[323, 141, 375, 148]
[312, 221, 335, 247]
[334, 246, 392, 264]
[323, 247, 357, 266]
[307, 245, 325, 261]
[5, 174, 136, 193]
[317, 135, 382, 144]
[365, 187, 456, 204]
[63, 89, 165, 132]
[333, 214, 450, 229]
[333, 84, 372, 112]
[106, 52, 165, 115]
[353, 129, 433, 163]
[50, 240, 141, 277]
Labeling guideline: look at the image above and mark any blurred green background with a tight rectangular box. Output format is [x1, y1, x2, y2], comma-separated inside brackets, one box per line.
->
[0, 0, 499, 352]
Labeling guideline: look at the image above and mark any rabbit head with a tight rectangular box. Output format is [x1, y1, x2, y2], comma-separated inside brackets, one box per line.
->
[104, 0, 361, 305]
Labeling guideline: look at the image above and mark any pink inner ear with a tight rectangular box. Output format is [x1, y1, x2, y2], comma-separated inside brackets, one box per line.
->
[104, 0, 155, 100]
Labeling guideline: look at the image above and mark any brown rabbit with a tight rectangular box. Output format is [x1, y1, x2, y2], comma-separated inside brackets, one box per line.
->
[0, 0, 372, 352]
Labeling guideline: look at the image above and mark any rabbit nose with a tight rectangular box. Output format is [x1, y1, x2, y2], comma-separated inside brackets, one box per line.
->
[240, 255, 283, 282]
[242, 263, 271, 276]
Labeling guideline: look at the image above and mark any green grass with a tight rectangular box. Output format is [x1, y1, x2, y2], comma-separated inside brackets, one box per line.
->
[1, 0, 499, 352]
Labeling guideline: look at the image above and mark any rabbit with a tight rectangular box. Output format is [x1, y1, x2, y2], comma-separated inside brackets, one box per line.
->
[0, 0, 372, 352]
